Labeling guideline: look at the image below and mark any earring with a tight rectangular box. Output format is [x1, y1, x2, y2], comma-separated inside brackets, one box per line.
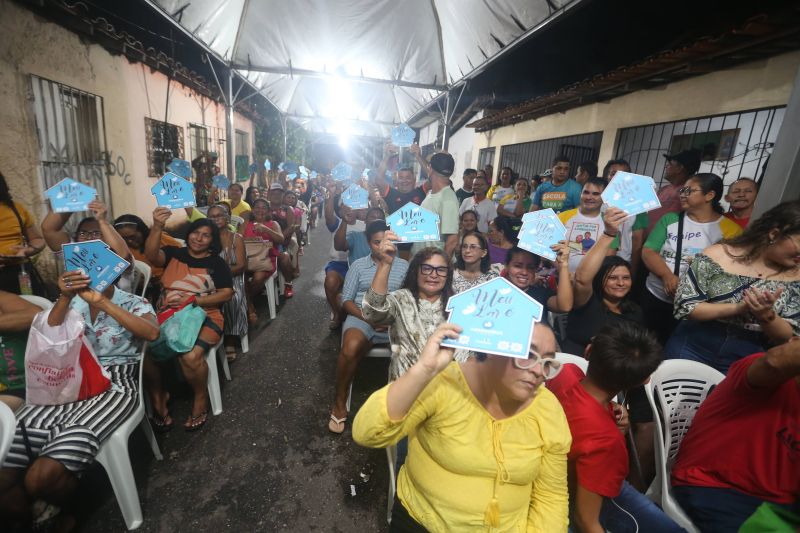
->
[769, 239, 776, 245]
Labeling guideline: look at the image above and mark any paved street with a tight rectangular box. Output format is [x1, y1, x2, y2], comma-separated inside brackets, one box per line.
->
[79, 224, 391, 532]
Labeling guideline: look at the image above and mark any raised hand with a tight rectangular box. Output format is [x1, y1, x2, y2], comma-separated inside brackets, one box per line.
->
[416, 323, 463, 377]
[88, 200, 108, 221]
[58, 269, 91, 298]
[377, 231, 399, 263]
[603, 207, 629, 236]
[551, 239, 570, 270]
[152, 207, 172, 228]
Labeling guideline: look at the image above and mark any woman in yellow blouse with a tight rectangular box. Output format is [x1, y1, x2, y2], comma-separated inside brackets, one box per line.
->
[353, 322, 571, 532]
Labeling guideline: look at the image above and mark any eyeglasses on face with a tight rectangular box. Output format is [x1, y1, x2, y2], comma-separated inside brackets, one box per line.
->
[76, 230, 103, 239]
[419, 264, 449, 277]
[678, 187, 702, 196]
[512, 352, 563, 380]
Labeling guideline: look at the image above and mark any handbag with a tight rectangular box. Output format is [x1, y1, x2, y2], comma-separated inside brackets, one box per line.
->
[7, 202, 57, 300]
[25, 308, 111, 405]
[245, 238, 274, 272]
[149, 302, 207, 361]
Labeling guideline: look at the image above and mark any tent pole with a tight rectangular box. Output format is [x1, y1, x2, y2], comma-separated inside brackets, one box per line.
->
[282, 113, 288, 161]
[226, 67, 235, 180]
[442, 89, 452, 151]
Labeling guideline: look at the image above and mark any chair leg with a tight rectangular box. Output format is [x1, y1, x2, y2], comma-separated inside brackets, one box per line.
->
[138, 417, 163, 461]
[345, 382, 353, 413]
[240, 334, 249, 354]
[278, 272, 285, 295]
[386, 445, 397, 524]
[218, 346, 232, 382]
[96, 434, 143, 530]
[266, 276, 277, 320]
[206, 346, 223, 415]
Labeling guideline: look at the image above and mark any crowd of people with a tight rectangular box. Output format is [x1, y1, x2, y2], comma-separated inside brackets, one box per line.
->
[0, 136, 797, 532]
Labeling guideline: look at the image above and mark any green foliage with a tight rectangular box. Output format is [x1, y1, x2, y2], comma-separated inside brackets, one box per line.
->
[254, 108, 308, 166]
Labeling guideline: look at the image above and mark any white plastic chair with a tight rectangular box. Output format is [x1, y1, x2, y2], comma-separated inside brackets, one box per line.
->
[261, 271, 278, 320]
[0, 402, 16, 465]
[230, 215, 245, 229]
[19, 295, 54, 310]
[345, 345, 392, 412]
[205, 338, 225, 415]
[95, 343, 163, 531]
[554, 352, 588, 373]
[644, 360, 724, 533]
[132, 261, 151, 298]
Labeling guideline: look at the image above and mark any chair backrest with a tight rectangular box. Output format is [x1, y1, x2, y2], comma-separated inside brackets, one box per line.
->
[554, 352, 588, 373]
[230, 215, 245, 229]
[645, 359, 725, 471]
[19, 294, 54, 310]
[0, 402, 16, 465]
[133, 260, 152, 298]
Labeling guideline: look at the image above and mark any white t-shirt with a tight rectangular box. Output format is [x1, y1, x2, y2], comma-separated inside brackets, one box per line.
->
[489, 186, 514, 206]
[458, 197, 497, 233]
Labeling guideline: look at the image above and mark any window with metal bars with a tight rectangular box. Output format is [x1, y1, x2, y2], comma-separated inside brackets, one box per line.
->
[614, 106, 784, 188]
[145, 117, 184, 177]
[478, 147, 495, 171]
[498, 132, 603, 182]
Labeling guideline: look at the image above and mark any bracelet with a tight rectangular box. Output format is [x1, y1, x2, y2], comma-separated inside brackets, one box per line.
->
[603, 230, 618, 238]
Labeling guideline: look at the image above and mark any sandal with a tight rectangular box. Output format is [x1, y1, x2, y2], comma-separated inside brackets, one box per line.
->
[150, 411, 173, 433]
[185, 411, 209, 432]
[328, 413, 347, 434]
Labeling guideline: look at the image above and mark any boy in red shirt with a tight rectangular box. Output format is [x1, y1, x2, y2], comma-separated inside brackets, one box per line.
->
[549, 322, 683, 532]
[671, 338, 800, 532]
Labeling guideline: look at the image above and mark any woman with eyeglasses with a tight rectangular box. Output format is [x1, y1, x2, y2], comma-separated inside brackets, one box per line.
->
[503, 243, 573, 323]
[113, 214, 182, 300]
[666, 200, 800, 374]
[144, 207, 234, 431]
[240, 198, 288, 325]
[453, 231, 498, 293]
[641, 173, 742, 344]
[353, 321, 571, 532]
[207, 204, 247, 362]
[362, 232, 458, 380]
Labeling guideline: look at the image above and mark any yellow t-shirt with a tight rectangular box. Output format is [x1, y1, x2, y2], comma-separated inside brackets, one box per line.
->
[353, 362, 572, 532]
[222, 199, 251, 218]
[0, 202, 33, 256]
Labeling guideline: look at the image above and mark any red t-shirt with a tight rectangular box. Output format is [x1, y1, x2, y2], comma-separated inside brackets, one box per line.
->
[548, 364, 629, 498]
[724, 211, 750, 229]
[671, 353, 800, 504]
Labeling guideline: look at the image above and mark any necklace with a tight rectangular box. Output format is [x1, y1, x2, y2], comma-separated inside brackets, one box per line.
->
[724, 245, 798, 278]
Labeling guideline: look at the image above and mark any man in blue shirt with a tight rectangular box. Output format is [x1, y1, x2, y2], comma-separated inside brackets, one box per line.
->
[333, 205, 385, 264]
[531, 155, 583, 213]
[329, 220, 409, 434]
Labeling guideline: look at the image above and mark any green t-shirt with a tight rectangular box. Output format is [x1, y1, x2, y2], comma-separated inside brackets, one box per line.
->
[0, 332, 27, 393]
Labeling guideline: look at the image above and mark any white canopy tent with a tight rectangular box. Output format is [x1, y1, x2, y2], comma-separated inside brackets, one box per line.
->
[146, 0, 580, 174]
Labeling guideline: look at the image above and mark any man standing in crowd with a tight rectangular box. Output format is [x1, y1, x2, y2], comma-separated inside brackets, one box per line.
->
[458, 174, 496, 233]
[412, 153, 459, 258]
[559, 178, 618, 272]
[575, 161, 598, 187]
[455, 168, 476, 206]
[672, 337, 800, 532]
[603, 158, 649, 279]
[531, 155, 582, 213]
[646, 149, 701, 234]
[375, 143, 428, 214]
[724, 177, 759, 228]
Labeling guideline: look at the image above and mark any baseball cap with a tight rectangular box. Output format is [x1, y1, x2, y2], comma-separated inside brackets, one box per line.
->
[430, 153, 455, 178]
[663, 149, 702, 175]
[269, 183, 284, 191]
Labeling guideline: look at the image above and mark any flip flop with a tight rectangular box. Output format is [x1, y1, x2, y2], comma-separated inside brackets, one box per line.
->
[328, 413, 347, 434]
[185, 411, 209, 432]
[150, 412, 173, 433]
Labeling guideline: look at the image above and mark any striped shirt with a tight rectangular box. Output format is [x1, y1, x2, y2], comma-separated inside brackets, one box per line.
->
[342, 256, 409, 309]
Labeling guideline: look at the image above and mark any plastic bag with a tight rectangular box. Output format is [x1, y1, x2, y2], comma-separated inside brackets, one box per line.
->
[25, 308, 111, 405]
[149, 304, 207, 361]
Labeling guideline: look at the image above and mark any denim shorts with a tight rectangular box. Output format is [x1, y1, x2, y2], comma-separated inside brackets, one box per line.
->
[664, 320, 764, 374]
[343, 315, 390, 344]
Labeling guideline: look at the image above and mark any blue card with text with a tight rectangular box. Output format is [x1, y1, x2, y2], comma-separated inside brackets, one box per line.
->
[150, 172, 196, 209]
[441, 277, 543, 358]
[282, 161, 299, 174]
[341, 184, 369, 209]
[386, 202, 441, 243]
[212, 174, 230, 188]
[310, 170, 317, 179]
[264, 159, 271, 171]
[167, 159, 192, 179]
[391, 123, 416, 148]
[45, 178, 97, 213]
[518, 208, 566, 261]
[299, 165, 309, 177]
[248, 163, 258, 175]
[62, 240, 130, 292]
[332, 162, 353, 182]
[601, 171, 661, 216]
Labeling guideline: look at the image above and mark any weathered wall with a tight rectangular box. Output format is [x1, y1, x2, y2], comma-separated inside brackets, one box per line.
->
[472, 50, 800, 172]
[0, 0, 254, 227]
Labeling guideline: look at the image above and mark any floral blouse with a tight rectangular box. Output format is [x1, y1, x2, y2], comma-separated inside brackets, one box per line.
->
[362, 288, 470, 379]
[452, 269, 499, 294]
[674, 253, 800, 334]
[70, 287, 155, 366]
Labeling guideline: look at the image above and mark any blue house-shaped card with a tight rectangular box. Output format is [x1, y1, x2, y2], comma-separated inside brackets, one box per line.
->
[150, 172, 196, 209]
[341, 183, 369, 209]
[212, 174, 230, 188]
[518, 209, 566, 261]
[45, 178, 97, 213]
[391, 123, 416, 148]
[601, 171, 661, 216]
[441, 277, 543, 358]
[62, 239, 130, 292]
[332, 162, 353, 182]
[386, 202, 441, 243]
[167, 158, 192, 179]
[282, 161, 299, 174]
